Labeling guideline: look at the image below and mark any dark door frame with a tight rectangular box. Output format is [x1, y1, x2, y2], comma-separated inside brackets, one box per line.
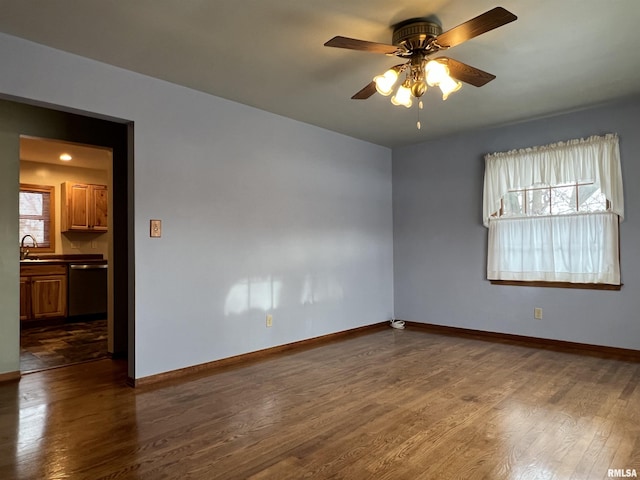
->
[4, 97, 135, 380]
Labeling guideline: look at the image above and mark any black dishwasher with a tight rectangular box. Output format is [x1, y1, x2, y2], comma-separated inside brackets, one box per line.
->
[68, 262, 108, 318]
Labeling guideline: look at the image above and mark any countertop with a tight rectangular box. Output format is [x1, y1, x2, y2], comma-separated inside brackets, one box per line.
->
[20, 254, 107, 266]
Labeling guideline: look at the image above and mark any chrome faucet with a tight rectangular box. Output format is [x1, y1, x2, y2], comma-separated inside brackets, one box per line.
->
[20, 234, 38, 260]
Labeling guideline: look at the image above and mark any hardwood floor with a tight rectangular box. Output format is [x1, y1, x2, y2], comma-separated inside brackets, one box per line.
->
[1, 328, 639, 479]
[20, 319, 108, 372]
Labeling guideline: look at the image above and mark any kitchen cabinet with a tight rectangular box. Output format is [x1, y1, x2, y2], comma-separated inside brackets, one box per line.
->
[19, 277, 29, 321]
[61, 181, 108, 232]
[20, 264, 67, 321]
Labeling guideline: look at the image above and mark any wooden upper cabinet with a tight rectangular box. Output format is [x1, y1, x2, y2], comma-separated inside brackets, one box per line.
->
[61, 181, 108, 232]
[91, 184, 108, 231]
[68, 182, 90, 230]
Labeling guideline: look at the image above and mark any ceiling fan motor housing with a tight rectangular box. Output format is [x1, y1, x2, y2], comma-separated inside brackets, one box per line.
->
[392, 20, 443, 51]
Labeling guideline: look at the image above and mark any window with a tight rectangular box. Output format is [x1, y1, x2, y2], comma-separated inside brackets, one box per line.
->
[497, 182, 608, 217]
[19, 184, 55, 252]
[483, 134, 623, 287]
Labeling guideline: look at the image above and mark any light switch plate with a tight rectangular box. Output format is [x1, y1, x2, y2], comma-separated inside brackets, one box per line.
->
[150, 219, 162, 238]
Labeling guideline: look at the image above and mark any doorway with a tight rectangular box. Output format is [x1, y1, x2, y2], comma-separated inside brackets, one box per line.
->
[19, 137, 113, 372]
[0, 98, 134, 380]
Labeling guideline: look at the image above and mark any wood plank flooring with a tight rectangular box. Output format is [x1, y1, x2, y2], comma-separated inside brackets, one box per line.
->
[20, 319, 108, 372]
[1, 328, 639, 479]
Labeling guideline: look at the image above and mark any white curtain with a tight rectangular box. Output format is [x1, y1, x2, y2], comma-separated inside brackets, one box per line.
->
[483, 134, 623, 226]
[488, 212, 620, 284]
[484, 134, 623, 285]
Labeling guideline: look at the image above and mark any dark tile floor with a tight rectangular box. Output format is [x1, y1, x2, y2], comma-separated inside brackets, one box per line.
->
[20, 319, 108, 373]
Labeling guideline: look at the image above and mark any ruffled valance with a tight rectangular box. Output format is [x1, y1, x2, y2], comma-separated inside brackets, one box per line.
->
[482, 134, 623, 227]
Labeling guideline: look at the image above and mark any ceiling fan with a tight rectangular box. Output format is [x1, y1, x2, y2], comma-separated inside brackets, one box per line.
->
[324, 6, 517, 112]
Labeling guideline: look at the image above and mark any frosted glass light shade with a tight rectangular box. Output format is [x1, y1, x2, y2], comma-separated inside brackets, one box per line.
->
[425, 60, 449, 86]
[439, 75, 462, 100]
[373, 69, 399, 96]
[391, 84, 413, 108]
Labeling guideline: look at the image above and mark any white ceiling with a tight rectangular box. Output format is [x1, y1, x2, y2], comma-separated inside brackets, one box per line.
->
[2, 0, 640, 147]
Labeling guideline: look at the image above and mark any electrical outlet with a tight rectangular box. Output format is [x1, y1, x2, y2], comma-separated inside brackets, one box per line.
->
[91, 240, 98, 249]
[266, 314, 273, 328]
[534, 308, 543, 320]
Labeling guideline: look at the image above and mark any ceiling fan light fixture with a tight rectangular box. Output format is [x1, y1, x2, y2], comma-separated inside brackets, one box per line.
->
[373, 68, 399, 96]
[391, 83, 413, 108]
[324, 6, 518, 121]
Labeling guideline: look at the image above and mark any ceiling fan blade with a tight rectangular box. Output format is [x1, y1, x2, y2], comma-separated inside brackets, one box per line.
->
[435, 7, 517, 49]
[439, 57, 496, 87]
[351, 81, 377, 99]
[324, 36, 399, 54]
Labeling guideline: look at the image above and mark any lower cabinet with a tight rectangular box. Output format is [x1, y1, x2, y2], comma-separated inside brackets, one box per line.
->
[19, 277, 30, 321]
[20, 264, 67, 321]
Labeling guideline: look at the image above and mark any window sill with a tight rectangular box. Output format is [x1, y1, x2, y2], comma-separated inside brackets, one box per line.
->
[490, 280, 622, 291]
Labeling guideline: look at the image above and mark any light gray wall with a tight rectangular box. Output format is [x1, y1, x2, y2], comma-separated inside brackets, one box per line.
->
[393, 97, 640, 350]
[0, 33, 393, 378]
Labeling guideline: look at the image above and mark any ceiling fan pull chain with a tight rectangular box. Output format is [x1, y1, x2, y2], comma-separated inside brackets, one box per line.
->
[416, 100, 424, 130]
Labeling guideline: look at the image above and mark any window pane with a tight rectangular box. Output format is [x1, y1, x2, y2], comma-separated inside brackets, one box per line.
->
[578, 185, 607, 212]
[19, 185, 53, 250]
[551, 185, 577, 215]
[19, 192, 43, 216]
[19, 219, 45, 245]
[527, 188, 551, 216]
[502, 191, 524, 216]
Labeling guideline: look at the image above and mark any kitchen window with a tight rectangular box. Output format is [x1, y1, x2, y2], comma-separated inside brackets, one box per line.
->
[19, 183, 55, 252]
[483, 134, 623, 288]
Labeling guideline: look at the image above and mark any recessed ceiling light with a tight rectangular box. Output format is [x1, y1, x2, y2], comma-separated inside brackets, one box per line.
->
[59, 153, 72, 161]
